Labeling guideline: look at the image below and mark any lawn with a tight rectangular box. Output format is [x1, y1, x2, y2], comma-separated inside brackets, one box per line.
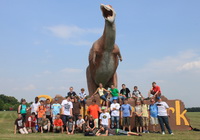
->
[0, 111, 199, 140]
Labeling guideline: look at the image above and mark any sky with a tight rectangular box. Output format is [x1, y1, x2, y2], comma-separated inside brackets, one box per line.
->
[0, 0, 200, 107]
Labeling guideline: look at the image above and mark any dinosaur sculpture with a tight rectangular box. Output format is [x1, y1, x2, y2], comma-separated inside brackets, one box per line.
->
[86, 4, 122, 96]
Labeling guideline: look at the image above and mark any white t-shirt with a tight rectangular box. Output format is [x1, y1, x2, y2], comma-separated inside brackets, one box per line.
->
[99, 112, 111, 125]
[110, 103, 120, 116]
[156, 101, 169, 116]
[61, 100, 73, 115]
[76, 119, 85, 125]
[30, 102, 40, 115]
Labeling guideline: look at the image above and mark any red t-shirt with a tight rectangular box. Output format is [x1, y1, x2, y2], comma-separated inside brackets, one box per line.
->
[54, 119, 63, 126]
[87, 104, 99, 119]
[152, 86, 161, 94]
[27, 116, 37, 127]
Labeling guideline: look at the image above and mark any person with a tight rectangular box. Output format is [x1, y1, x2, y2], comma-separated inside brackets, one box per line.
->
[66, 117, 75, 135]
[72, 97, 81, 122]
[53, 114, 64, 133]
[87, 99, 100, 128]
[51, 98, 62, 122]
[156, 97, 173, 135]
[40, 114, 51, 133]
[67, 87, 77, 99]
[45, 98, 52, 124]
[76, 114, 85, 132]
[120, 84, 131, 98]
[14, 114, 28, 134]
[37, 100, 46, 127]
[87, 115, 96, 132]
[27, 112, 37, 133]
[148, 82, 161, 99]
[61, 96, 73, 129]
[96, 125, 142, 136]
[99, 106, 111, 128]
[132, 86, 144, 101]
[30, 97, 40, 118]
[84, 115, 89, 125]
[134, 101, 143, 133]
[78, 88, 87, 105]
[121, 99, 132, 132]
[109, 85, 120, 103]
[92, 83, 110, 107]
[149, 98, 159, 133]
[110, 99, 120, 129]
[18, 98, 29, 123]
[141, 100, 149, 133]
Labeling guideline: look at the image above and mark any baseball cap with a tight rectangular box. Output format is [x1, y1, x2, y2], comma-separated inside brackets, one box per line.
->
[157, 97, 161, 100]
[55, 98, 58, 101]
[101, 106, 106, 110]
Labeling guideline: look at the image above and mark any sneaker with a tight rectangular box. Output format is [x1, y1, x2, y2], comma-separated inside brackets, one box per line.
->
[162, 131, 165, 135]
[170, 133, 174, 135]
[144, 97, 150, 100]
[143, 131, 146, 133]
[146, 130, 149, 133]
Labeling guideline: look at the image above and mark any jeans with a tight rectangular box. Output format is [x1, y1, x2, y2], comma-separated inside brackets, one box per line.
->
[79, 99, 86, 104]
[158, 116, 172, 134]
[100, 93, 108, 101]
[119, 96, 126, 101]
[111, 116, 119, 129]
[110, 96, 119, 103]
[62, 115, 70, 128]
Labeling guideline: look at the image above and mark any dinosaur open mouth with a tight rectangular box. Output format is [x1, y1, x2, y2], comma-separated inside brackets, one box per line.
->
[101, 6, 113, 19]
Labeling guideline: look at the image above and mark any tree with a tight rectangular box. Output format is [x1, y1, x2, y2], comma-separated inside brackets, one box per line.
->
[0, 99, 4, 111]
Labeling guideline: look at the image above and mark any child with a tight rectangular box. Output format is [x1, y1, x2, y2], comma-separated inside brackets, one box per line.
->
[121, 99, 132, 132]
[78, 88, 87, 104]
[135, 101, 143, 133]
[53, 114, 63, 133]
[14, 114, 28, 134]
[141, 100, 149, 133]
[45, 99, 52, 124]
[132, 86, 144, 101]
[110, 99, 120, 129]
[76, 114, 85, 132]
[37, 100, 46, 128]
[40, 114, 51, 133]
[149, 98, 159, 133]
[99, 106, 111, 128]
[72, 97, 81, 122]
[18, 98, 29, 123]
[27, 112, 37, 133]
[66, 117, 75, 135]
[51, 98, 62, 123]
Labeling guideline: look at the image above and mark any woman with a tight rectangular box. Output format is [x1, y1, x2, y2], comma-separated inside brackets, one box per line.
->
[91, 83, 110, 107]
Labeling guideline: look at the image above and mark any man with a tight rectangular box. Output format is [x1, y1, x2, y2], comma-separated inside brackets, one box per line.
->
[149, 98, 159, 133]
[61, 96, 73, 129]
[96, 125, 142, 136]
[156, 97, 173, 135]
[72, 97, 81, 122]
[99, 106, 111, 128]
[51, 98, 62, 122]
[87, 99, 100, 128]
[121, 99, 132, 132]
[14, 114, 28, 134]
[120, 84, 130, 98]
[40, 114, 51, 133]
[67, 87, 77, 99]
[53, 114, 64, 133]
[110, 99, 120, 129]
[132, 86, 144, 101]
[148, 82, 161, 99]
[109, 85, 120, 103]
[30, 97, 40, 118]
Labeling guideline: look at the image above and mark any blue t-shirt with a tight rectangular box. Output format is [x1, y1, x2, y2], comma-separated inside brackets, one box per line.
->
[121, 104, 132, 117]
[51, 103, 61, 115]
[149, 104, 158, 118]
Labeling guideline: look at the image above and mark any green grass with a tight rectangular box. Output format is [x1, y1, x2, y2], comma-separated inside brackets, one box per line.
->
[0, 111, 200, 140]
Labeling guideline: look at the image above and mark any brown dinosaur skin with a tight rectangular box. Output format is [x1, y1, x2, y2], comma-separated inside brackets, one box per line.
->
[86, 4, 122, 96]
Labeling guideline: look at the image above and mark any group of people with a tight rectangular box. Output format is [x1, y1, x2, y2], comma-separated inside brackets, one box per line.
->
[14, 82, 174, 136]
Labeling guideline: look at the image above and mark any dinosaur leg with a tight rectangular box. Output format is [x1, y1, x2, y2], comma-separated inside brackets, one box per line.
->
[86, 67, 98, 96]
[107, 72, 118, 88]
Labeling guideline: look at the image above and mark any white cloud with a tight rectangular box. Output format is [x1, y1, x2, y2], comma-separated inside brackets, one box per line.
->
[60, 68, 83, 73]
[177, 60, 200, 71]
[22, 84, 36, 91]
[45, 25, 102, 39]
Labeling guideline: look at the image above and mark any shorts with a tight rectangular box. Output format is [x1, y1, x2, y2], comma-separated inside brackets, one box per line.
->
[123, 117, 130, 126]
[27, 127, 37, 133]
[117, 129, 128, 135]
[135, 116, 143, 127]
[142, 117, 149, 127]
[43, 125, 48, 130]
[94, 118, 98, 128]
[150, 116, 158, 125]
[38, 118, 43, 125]
[19, 127, 28, 134]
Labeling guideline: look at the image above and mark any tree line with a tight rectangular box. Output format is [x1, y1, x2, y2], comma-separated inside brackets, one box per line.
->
[186, 107, 200, 112]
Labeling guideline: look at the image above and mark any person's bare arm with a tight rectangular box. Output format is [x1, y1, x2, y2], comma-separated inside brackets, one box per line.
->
[108, 118, 110, 128]
[92, 88, 99, 96]
[70, 108, 73, 116]
[18, 105, 21, 114]
[101, 130, 109, 136]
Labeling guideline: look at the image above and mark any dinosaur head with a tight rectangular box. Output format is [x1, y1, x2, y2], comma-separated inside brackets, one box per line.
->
[100, 4, 116, 23]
